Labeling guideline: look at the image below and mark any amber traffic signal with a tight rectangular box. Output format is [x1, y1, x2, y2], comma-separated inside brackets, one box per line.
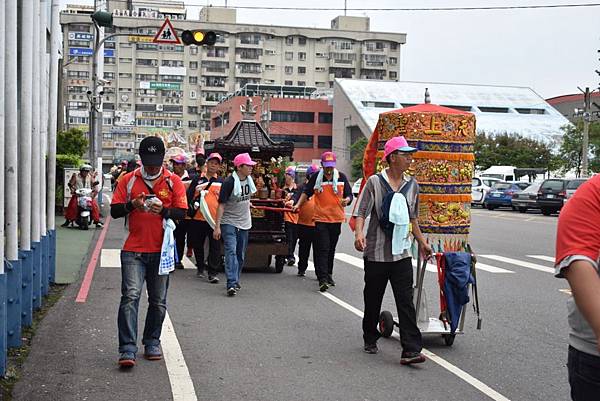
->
[181, 30, 217, 46]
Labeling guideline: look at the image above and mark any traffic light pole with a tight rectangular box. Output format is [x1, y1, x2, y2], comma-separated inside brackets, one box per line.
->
[582, 87, 590, 178]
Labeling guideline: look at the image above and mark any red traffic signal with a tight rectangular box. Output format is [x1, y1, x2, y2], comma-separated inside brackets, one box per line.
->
[181, 30, 217, 46]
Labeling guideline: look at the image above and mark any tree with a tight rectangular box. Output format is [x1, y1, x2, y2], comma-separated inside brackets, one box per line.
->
[350, 137, 368, 180]
[57, 128, 88, 157]
[555, 121, 600, 176]
[474, 132, 558, 171]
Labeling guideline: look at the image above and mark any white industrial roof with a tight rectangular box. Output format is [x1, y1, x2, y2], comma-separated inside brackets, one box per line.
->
[335, 79, 570, 143]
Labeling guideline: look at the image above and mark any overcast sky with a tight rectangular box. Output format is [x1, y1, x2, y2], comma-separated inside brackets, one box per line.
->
[60, 0, 600, 99]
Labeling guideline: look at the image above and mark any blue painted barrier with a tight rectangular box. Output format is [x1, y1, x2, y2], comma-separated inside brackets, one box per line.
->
[31, 242, 41, 311]
[5, 258, 22, 348]
[0, 274, 7, 377]
[20, 250, 33, 327]
[49, 229, 56, 284]
[41, 235, 49, 297]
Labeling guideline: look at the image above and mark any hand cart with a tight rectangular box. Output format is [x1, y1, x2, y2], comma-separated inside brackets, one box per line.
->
[378, 247, 481, 346]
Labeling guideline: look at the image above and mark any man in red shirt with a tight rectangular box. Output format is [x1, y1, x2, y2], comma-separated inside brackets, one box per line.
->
[555, 174, 600, 400]
[110, 136, 188, 368]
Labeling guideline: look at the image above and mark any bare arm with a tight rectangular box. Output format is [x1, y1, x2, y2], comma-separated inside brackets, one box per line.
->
[564, 260, 600, 352]
[354, 216, 366, 251]
[213, 203, 225, 240]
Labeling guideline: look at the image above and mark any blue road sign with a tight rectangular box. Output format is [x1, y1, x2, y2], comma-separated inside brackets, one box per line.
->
[69, 48, 115, 57]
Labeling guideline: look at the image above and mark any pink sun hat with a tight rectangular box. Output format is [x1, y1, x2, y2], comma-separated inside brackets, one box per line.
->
[383, 136, 418, 159]
[233, 152, 257, 167]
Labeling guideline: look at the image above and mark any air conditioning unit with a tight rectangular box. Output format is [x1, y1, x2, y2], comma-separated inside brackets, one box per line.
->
[156, 104, 164, 111]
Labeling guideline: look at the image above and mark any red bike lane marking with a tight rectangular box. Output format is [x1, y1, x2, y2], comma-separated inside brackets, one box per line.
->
[76, 216, 112, 303]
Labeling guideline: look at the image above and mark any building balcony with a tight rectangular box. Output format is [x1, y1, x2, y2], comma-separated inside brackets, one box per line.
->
[235, 54, 263, 64]
[330, 59, 356, 68]
[236, 39, 263, 48]
[362, 46, 387, 54]
[202, 67, 229, 76]
[203, 52, 229, 61]
[328, 44, 355, 53]
[361, 60, 386, 69]
[200, 98, 219, 106]
[235, 69, 263, 78]
[201, 82, 228, 91]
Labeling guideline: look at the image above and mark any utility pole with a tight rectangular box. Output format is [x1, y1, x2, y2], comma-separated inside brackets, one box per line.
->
[581, 87, 591, 178]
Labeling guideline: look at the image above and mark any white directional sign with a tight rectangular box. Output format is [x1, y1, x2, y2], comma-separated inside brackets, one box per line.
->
[153, 18, 181, 44]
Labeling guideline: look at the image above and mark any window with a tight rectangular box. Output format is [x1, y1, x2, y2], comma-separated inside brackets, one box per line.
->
[162, 60, 184, 67]
[516, 108, 545, 115]
[236, 48, 262, 60]
[189, 76, 198, 84]
[297, 81, 306, 86]
[137, 43, 158, 51]
[389, 57, 397, 65]
[361, 101, 395, 108]
[284, 80, 293, 86]
[298, 37, 307, 46]
[67, 71, 90, 78]
[190, 46, 198, 55]
[265, 49, 276, 56]
[271, 111, 314, 123]
[391, 42, 398, 50]
[285, 51, 293, 60]
[389, 71, 397, 79]
[188, 121, 198, 128]
[318, 135, 332, 148]
[298, 66, 306, 74]
[119, 57, 132, 63]
[318, 112, 333, 123]
[68, 40, 91, 47]
[190, 90, 197, 99]
[119, 73, 132, 78]
[271, 134, 313, 148]
[137, 58, 157, 66]
[70, 24, 90, 32]
[285, 36, 294, 45]
[104, 72, 115, 79]
[239, 33, 262, 44]
[104, 57, 116, 64]
[315, 66, 326, 72]
[265, 64, 276, 70]
[298, 52, 306, 61]
[68, 116, 89, 124]
[479, 106, 509, 113]
[189, 61, 198, 69]
[284, 66, 293, 75]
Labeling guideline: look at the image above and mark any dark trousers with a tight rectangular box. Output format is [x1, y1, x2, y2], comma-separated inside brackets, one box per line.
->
[297, 224, 315, 273]
[174, 220, 189, 264]
[285, 221, 298, 259]
[568, 346, 600, 401]
[362, 258, 422, 353]
[314, 222, 341, 281]
[188, 220, 221, 275]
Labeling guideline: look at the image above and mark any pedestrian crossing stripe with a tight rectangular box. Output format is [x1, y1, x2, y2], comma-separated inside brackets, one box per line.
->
[527, 255, 555, 263]
[479, 255, 554, 274]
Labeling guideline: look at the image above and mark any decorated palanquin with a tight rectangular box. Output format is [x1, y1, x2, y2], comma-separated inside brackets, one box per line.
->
[362, 103, 476, 251]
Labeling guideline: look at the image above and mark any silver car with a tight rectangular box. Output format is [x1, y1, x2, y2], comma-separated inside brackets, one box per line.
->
[511, 182, 541, 213]
[565, 178, 587, 201]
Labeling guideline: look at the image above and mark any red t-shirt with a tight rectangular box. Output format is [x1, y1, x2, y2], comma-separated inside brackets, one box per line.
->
[555, 175, 600, 266]
[112, 168, 188, 253]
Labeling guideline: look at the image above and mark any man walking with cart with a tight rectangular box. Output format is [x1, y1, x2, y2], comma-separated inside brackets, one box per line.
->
[213, 153, 257, 297]
[354, 136, 432, 365]
[294, 152, 353, 292]
[555, 174, 600, 400]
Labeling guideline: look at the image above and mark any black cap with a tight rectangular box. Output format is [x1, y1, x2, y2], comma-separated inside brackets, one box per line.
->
[138, 136, 165, 167]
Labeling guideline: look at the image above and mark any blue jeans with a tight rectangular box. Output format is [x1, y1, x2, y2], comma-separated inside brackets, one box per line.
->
[118, 251, 169, 354]
[221, 224, 249, 289]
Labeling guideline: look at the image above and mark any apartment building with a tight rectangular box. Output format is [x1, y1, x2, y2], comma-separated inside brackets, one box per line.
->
[60, 1, 406, 163]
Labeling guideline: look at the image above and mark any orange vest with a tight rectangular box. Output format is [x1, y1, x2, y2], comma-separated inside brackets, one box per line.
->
[313, 182, 346, 223]
[297, 196, 315, 227]
[193, 180, 221, 222]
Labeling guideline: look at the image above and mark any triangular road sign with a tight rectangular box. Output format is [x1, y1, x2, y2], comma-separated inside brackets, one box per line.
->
[153, 18, 181, 44]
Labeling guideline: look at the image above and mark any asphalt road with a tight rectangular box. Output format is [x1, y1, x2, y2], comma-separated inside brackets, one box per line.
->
[15, 205, 569, 401]
[166, 206, 567, 401]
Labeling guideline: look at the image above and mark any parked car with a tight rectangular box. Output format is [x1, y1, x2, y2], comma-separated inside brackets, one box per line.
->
[537, 179, 569, 216]
[352, 178, 363, 198]
[565, 178, 587, 201]
[484, 182, 530, 210]
[511, 182, 541, 213]
[471, 177, 502, 207]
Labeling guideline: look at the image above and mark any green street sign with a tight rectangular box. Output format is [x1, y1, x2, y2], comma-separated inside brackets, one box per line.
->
[149, 82, 181, 90]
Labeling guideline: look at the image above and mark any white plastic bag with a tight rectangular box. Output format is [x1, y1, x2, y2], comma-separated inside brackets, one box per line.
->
[159, 218, 177, 275]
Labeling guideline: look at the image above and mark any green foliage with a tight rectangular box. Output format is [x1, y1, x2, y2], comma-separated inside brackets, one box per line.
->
[57, 128, 88, 157]
[474, 132, 557, 171]
[555, 121, 600, 177]
[350, 137, 368, 180]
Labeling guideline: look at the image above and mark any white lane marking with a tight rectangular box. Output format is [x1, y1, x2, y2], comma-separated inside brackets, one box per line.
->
[527, 255, 555, 263]
[294, 254, 315, 271]
[162, 312, 198, 401]
[320, 292, 510, 401]
[479, 255, 554, 274]
[336, 252, 513, 274]
[100, 249, 121, 268]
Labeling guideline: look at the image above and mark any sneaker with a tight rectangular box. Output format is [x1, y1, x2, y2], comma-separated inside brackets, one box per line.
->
[287, 257, 296, 266]
[175, 262, 184, 270]
[327, 275, 336, 286]
[319, 281, 329, 292]
[208, 275, 219, 284]
[363, 343, 379, 354]
[400, 351, 426, 365]
[118, 352, 136, 367]
[61, 220, 71, 228]
[234, 283, 241, 290]
[227, 287, 237, 297]
[297, 270, 306, 277]
[144, 345, 162, 361]
[95, 221, 104, 228]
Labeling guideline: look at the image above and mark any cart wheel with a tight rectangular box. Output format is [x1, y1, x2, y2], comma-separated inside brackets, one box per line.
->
[378, 311, 394, 338]
[442, 334, 455, 346]
[274, 256, 285, 273]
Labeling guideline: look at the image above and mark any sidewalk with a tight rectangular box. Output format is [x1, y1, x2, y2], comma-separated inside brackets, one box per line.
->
[11, 217, 173, 401]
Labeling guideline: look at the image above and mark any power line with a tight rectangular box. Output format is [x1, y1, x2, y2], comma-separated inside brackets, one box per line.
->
[182, 2, 600, 12]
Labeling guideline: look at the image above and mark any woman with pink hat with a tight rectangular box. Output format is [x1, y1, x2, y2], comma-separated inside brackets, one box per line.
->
[213, 153, 257, 297]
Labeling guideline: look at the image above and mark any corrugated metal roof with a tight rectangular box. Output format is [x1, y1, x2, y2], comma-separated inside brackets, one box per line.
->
[336, 79, 571, 143]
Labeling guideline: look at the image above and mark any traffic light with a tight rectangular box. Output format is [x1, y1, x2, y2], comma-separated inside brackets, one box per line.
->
[91, 11, 113, 28]
[181, 30, 217, 46]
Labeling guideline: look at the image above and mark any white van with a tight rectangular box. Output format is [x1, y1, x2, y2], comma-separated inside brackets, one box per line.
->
[480, 166, 517, 182]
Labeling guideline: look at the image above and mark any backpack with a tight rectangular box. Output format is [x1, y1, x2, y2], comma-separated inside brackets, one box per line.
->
[376, 174, 413, 237]
[186, 176, 214, 218]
